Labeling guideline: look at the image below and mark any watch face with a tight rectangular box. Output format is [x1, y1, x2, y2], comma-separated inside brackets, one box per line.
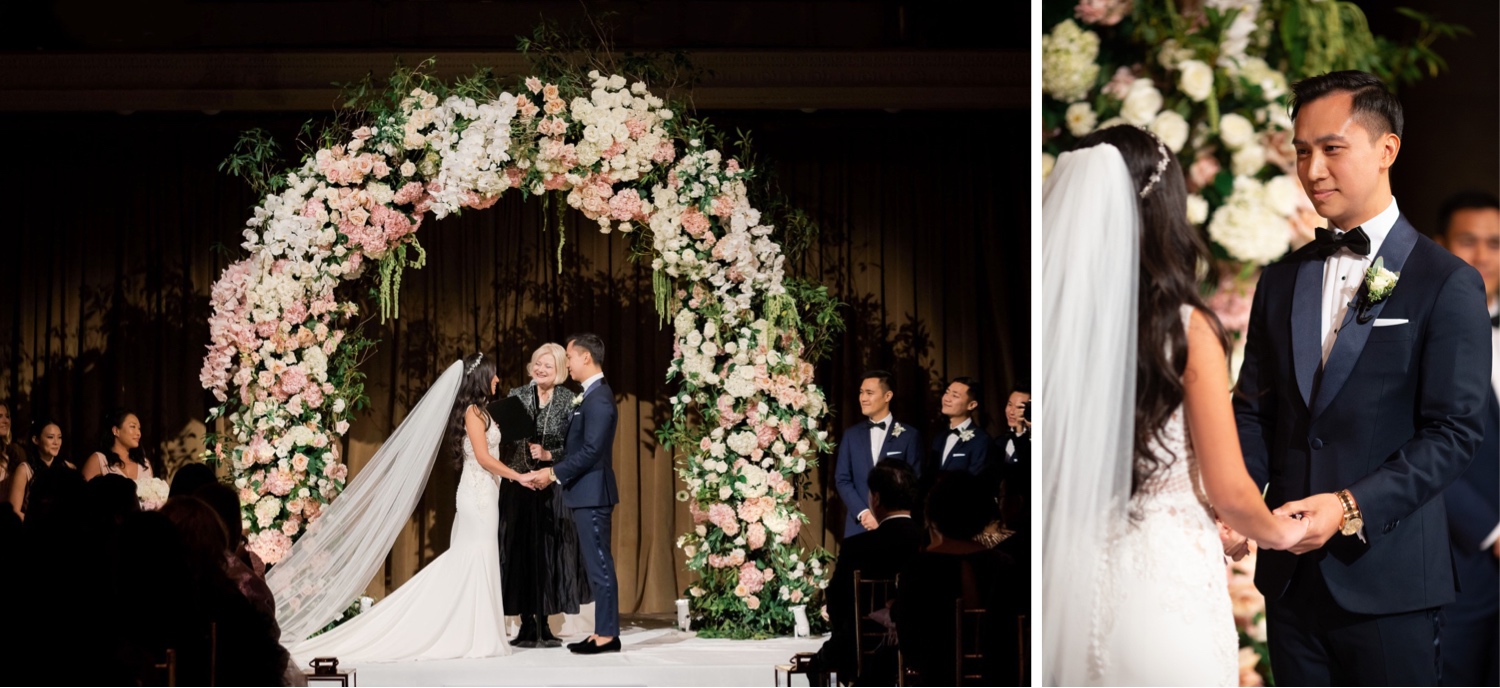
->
[1342, 517, 1364, 536]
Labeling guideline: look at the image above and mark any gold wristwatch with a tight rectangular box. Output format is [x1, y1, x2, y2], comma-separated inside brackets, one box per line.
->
[1336, 489, 1363, 536]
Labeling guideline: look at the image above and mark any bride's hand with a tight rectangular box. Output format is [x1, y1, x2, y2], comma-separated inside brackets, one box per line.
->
[1265, 512, 1311, 551]
[1217, 521, 1250, 561]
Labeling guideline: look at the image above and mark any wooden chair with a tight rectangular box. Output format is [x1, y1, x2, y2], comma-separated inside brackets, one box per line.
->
[852, 570, 898, 680]
[151, 648, 177, 687]
[954, 600, 988, 686]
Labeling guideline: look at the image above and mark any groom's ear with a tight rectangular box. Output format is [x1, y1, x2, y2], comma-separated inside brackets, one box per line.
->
[1377, 132, 1401, 171]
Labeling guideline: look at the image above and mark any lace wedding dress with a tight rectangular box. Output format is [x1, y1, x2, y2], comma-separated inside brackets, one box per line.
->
[1090, 306, 1237, 686]
[289, 420, 511, 664]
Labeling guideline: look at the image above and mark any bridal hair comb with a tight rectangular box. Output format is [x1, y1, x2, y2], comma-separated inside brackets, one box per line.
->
[466, 353, 485, 375]
[1139, 134, 1171, 199]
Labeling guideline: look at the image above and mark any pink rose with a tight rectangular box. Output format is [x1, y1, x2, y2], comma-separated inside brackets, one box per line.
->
[1074, 0, 1132, 25]
[746, 595, 761, 610]
[1188, 150, 1222, 192]
[1102, 66, 1138, 100]
[747, 523, 767, 550]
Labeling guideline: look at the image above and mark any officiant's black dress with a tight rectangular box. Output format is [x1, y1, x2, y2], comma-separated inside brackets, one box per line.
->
[496, 383, 593, 616]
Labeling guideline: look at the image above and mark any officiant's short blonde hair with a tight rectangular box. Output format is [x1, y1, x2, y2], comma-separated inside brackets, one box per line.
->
[529, 343, 567, 385]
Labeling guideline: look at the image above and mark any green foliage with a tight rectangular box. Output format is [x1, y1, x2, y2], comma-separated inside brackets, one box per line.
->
[219, 128, 288, 197]
[376, 240, 427, 323]
[779, 280, 846, 365]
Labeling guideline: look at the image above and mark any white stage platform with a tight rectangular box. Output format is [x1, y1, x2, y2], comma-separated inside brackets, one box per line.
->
[347, 625, 827, 686]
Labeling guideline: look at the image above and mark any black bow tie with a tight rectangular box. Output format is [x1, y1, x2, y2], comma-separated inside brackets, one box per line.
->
[1310, 226, 1371, 258]
[1492, 312, 1499, 328]
[868, 420, 887, 430]
[949, 427, 965, 436]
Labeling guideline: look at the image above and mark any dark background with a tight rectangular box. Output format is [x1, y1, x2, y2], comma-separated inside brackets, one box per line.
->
[0, 1, 1028, 611]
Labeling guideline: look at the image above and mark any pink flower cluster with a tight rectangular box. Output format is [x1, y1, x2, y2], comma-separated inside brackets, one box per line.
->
[736, 495, 777, 525]
[746, 522, 768, 550]
[708, 502, 740, 536]
[737, 562, 768, 595]
[315, 145, 391, 186]
[249, 530, 291, 564]
[1074, 0, 1132, 26]
[707, 548, 746, 569]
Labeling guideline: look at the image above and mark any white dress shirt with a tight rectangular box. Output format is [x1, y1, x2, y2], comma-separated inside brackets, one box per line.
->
[580, 372, 605, 399]
[867, 413, 892, 465]
[941, 418, 972, 467]
[1321, 197, 1400, 365]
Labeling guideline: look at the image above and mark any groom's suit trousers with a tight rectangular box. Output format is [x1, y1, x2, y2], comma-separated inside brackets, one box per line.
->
[571, 505, 620, 636]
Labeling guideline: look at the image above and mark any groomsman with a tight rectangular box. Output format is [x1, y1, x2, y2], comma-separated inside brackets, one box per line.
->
[920, 377, 992, 500]
[833, 370, 923, 538]
[1434, 190, 1499, 686]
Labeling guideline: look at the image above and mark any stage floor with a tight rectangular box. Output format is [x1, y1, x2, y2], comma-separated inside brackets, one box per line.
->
[345, 621, 827, 686]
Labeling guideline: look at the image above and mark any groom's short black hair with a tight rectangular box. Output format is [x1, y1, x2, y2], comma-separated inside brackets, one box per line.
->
[566, 333, 606, 366]
[1290, 70, 1403, 139]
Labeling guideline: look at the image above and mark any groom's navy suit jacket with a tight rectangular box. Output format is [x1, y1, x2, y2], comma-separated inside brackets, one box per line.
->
[834, 419, 923, 538]
[553, 378, 619, 508]
[1234, 216, 1492, 615]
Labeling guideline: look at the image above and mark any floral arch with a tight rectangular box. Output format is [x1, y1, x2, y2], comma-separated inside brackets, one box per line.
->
[201, 63, 837, 638]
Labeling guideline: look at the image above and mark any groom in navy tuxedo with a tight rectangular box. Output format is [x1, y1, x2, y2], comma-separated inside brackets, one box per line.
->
[523, 333, 621, 654]
[833, 370, 923, 538]
[1234, 72, 1491, 685]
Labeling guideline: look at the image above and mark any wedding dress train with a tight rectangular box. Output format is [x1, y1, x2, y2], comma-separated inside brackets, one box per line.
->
[289, 421, 511, 664]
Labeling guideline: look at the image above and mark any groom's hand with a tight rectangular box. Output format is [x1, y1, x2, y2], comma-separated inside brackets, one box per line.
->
[1217, 521, 1250, 562]
[1273, 492, 1342, 554]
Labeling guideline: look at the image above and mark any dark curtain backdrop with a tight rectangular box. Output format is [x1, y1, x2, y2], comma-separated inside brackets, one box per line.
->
[1, 108, 1027, 612]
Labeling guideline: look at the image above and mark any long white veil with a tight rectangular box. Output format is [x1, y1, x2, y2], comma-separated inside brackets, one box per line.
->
[1041, 144, 1140, 685]
[269, 360, 464, 644]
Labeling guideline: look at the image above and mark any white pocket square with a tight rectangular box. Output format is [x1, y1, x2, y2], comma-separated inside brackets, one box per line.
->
[1373, 318, 1408, 327]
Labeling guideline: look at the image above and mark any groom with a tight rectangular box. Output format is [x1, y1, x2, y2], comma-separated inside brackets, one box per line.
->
[522, 333, 621, 654]
[1234, 71, 1491, 685]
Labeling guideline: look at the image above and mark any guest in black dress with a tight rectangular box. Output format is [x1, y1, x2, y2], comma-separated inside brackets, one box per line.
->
[496, 343, 593, 648]
[8, 418, 75, 519]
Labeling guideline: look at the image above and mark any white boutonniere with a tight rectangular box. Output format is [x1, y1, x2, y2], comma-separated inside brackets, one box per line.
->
[1364, 257, 1399, 304]
[1357, 257, 1400, 324]
[958, 428, 976, 443]
[572, 394, 584, 408]
[890, 423, 906, 438]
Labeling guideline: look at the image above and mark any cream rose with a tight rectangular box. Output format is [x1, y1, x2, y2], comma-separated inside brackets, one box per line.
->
[1149, 110, 1190, 153]
[1186, 194, 1209, 225]
[1263, 175, 1299, 217]
[1065, 101, 1098, 137]
[1177, 59, 1215, 103]
[1121, 79, 1163, 126]
[1219, 113, 1255, 151]
[1042, 153, 1056, 179]
[1232, 144, 1267, 177]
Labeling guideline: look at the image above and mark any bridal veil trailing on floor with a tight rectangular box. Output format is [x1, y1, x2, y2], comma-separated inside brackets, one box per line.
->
[268, 361, 512, 664]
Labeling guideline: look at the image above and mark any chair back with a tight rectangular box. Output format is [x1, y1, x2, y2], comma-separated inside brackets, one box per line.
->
[1017, 613, 1029, 686]
[954, 600, 988, 686]
[852, 570, 897, 678]
[151, 648, 177, 687]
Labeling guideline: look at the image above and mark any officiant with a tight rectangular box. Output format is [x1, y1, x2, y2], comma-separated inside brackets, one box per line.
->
[491, 343, 593, 648]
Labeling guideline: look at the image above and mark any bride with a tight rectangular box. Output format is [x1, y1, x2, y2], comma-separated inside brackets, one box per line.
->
[1041, 125, 1308, 686]
[268, 353, 535, 664]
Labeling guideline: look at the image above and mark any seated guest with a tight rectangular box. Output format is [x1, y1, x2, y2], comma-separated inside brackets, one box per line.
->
[9, 418, 73, 519]
[169, 461, 218, 499]
[921, 377, 992, 509]
[896, 477, 1016, 686]
[154, 498, 288, 686]
[834, 370, 923, 538]
[816, 461, 924, 682]
[195, 482, 273, 612]
[0, 402, 23, 494]
[82, 409, 158, 482]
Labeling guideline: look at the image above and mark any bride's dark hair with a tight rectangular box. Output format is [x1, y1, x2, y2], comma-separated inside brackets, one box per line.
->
[443, 353, 498, 471]
[1073, 125, 1229, 496]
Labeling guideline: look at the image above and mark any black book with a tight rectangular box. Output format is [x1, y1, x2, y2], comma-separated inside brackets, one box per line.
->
[488, 395, 537, 443]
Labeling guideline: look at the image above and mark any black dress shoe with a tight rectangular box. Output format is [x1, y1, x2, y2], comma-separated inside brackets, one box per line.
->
[536, 616, 562, 645]
[570, 636, 621, 654]
[566, 636, 594, 650]
[511, 617, 538, 647]
[537, 638, 563, 648]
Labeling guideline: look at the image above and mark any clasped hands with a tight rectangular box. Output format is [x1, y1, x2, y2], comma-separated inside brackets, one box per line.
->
[1218, 492, 1344, 558]
[515, 443, 555, 490]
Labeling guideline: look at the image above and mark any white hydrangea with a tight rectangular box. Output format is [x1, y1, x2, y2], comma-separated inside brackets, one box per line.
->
[727, 431, 758, 457]
[1208, 177, 1291, 265]
[1042, 20, 1101, 103]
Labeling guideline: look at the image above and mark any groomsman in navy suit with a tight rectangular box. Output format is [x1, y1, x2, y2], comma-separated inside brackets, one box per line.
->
[833, 370, 923, 538]
[523, 333, 622, 655]
[921, 377, 992, 499]
[1434, 191, 1500, 686]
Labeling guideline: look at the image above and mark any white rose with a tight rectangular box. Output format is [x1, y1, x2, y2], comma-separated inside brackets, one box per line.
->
[1218, 113, 1255, 150]
[1120, 79, 1163, 126]
[1065, 101, 1097, 137]
[1177, 59, 1215, 103]
[1263, 175, 1299, 217]
[1186, 194, 1209, 225]
[1232, 143, 1266, 176]
[1042, 153, 1056, 179]
[1148, 110, 1189, 153]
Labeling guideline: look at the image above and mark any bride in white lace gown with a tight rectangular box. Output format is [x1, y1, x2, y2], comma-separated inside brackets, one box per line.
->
[279, 354, 535, 664]
[1042, 126, 1308, 686]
